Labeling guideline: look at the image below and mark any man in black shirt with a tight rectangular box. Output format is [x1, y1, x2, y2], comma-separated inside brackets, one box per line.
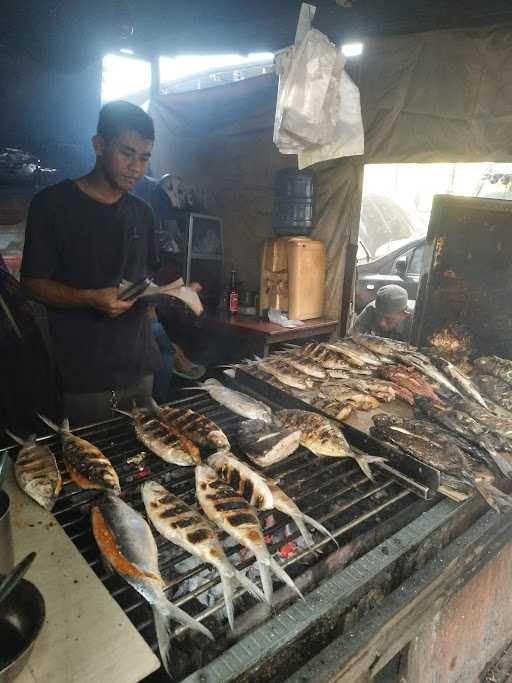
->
[21, 101, 161, 426]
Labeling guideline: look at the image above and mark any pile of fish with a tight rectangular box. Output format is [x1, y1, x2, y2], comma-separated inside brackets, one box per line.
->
[225, 335, 512, 512]
[7, 379, 374, 674]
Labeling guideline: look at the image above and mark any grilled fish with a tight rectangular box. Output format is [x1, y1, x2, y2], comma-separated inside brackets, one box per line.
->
[403, 355, 461, 397]
[38, 415, 120, 494]
[456, 398, 512, 438]
[342, 378, 396, 403]
[92, 494, 213, 673]
[195, 464, 303, 603]
[319, 384, 380, 410]
[208, 451, 336, 549]
[115, 403, 200, 466]
[377, 365, 441, 403]
[474, 374, 512, 413]
[195, 379, 273, 422]
[159, 405, 230, 451]
[370, 414, 512, 512]
[274, 409, 385, 480]
[305, 396, 353, 421]
[474, 356, 512, 386]
[415, 397, 512, 479]
[237, 419, 301, 466]
[351, 334, 418, 357]
[7, 431, 62, 510]
[142, 481, 265, 629]
[430, 356, 489, 409]
[258, 358, 315, 390]
[278, 352, 327, 379]
[323, 341, 384, 367]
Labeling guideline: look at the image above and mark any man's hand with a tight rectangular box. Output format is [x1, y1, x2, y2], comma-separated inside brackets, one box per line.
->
[86, 288, 134, 317]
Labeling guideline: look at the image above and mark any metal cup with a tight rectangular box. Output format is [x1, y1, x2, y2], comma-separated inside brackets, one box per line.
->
[0, 491, 14, 575]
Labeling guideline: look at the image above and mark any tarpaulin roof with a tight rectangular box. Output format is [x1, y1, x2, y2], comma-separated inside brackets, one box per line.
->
[3, 0, 512, 70]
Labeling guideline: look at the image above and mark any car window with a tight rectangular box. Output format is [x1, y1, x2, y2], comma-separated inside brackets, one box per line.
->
[408, 244, 425, 275]
[357, 240, 370, 264]
[392, 247, 414, 274]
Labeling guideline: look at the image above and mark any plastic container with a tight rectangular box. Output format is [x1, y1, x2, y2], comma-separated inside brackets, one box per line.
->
[272, 168, 314, 236]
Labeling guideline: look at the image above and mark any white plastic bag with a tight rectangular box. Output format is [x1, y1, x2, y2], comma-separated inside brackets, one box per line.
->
[268, 308, 305, 328]
[298, 68, 364, 168]
[278, 29, 338, 146]
[273, 23, 364, 165]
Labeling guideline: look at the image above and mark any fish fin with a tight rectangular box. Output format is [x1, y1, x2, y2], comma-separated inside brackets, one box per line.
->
[37, 413, 62, 433]
[473, 480, 512, 513]
[112, 408, 133, 419]
[223, 369, 236, 378]
[152, 605, 172, 675]
[299, 513, 339, 548]
[219, 572, 235, 631]
[352, 453, 386, 481]
[158, 598, 214, 641]
[256, 557, 274, 604]
[268, 556, 304, 601]
[148, 398, 162, 418]
[253, 354, 263, 361]
[5, 428, 24, 445]
[233, 568, 266, 603]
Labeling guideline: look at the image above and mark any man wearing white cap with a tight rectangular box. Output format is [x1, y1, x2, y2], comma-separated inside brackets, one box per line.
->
[349, 284, 413, 341]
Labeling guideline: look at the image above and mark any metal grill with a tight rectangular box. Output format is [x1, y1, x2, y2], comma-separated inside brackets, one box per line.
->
[41, 392, 423, 681]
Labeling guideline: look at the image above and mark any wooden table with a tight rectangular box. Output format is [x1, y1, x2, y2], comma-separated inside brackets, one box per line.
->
[4, 462, 161, 683]
[206, 314, 338, 357]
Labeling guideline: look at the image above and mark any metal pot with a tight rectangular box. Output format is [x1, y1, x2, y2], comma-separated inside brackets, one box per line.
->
[0, 578, 45, 682]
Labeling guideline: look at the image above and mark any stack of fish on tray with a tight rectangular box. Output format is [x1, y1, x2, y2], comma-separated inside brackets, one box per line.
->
[233, 335, 447, 420]
[7, 378, 382, 674]
[229, 335, 512, 514]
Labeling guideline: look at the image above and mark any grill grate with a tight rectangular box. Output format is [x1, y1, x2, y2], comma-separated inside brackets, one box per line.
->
[41, 392, 420, 680]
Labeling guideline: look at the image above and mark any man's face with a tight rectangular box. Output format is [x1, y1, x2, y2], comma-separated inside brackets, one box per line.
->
[94, 129, 153, 192]
[376, 310, 408, 333]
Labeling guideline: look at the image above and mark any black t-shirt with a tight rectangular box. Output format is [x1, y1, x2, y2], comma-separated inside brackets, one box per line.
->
[21, 180, 161, 393]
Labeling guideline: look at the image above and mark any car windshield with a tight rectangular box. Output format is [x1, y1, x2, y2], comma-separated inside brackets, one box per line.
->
[359, 193, 425, 258]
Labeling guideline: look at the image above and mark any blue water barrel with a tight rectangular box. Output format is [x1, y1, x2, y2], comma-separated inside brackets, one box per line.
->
[272, 168, 314, 236]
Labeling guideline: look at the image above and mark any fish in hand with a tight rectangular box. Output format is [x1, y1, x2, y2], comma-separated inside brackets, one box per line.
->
[195, 464, 303, 604]
[38, 414, 120, 494]
[7, 430, 62, 510]
[142, 480, 265, 630]
[92, 493, 213, 674]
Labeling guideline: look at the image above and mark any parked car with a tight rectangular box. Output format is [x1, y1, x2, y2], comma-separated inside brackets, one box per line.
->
[355, 235, 426, 312]
[359, 193, 425, 258]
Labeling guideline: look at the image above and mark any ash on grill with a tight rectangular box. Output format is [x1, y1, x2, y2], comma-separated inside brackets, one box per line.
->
[44, 393, 419, 681]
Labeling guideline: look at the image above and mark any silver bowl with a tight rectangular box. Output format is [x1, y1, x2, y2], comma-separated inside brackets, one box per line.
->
[0, 578, 45, 682]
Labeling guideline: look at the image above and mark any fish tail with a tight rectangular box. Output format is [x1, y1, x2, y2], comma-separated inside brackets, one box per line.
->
[219, 571, 235, 631]
[299, 513, 339, 548]
[157, 597, 214, 641]
[37, 413, 64, 433]
[5, 428, 24, 445]
[233, 567, 266, 604]
[148, 397, 162, 417]
[256, 556, 274, 604]
[152, 605, 172, 675]
[112, 408, 132, 419]
[269, 556, 304, 600]
[473, 480, 512, 513]
[352, 453, 386, 481]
